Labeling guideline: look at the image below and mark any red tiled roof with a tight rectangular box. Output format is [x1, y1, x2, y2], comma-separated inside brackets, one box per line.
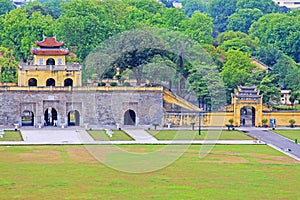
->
[30, 48, 69, 55]
[35, 37, 65, 47]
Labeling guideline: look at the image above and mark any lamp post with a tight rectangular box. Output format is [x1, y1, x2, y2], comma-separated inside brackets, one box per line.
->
[198, 97, 201, 135]
[198, 112, 201, 135]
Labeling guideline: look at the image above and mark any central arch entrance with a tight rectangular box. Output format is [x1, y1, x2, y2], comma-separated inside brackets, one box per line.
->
[46, 58, 55, 65]
[21, 110, 34, 126]
[46, 78, 55, 86]
[240, 106, 255, 126]
[44, 107, 58, 126]
[28, 78, 37, 86]
[124, 109, 136, 125]
[68, 110, 80, 126]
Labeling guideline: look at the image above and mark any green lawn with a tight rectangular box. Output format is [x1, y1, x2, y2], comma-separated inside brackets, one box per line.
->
[147, 130, 253, 140]
[0, 130, 23, 141]
[273, 130, 300, 142]
[87, 130, 133, 141]
[0, 145, 299, 199]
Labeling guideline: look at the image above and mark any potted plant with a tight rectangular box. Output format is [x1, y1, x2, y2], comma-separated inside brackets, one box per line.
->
[289, 119, 296, 128]
[226, 118, 234, 131]
[261, 118, 268, 128]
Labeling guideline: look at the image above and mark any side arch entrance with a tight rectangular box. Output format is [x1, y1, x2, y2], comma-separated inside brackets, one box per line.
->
[28, 78, 37, 86]
[68, 110, 80, 126]
[124, 109, 136, 125]
[64, 78, 73, 87]
[21, 110, 34, 126]
[44, 107, 58, 126]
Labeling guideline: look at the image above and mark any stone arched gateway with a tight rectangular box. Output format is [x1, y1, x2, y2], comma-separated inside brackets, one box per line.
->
[68, 110, 80, 126]
[124, 109, 136, 125]
[229, 86, 271, 127]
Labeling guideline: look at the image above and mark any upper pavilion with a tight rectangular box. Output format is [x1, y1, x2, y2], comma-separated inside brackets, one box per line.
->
[18, 36, 82, 87]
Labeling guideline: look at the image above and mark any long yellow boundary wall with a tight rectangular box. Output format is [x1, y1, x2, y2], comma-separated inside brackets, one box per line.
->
[164, 112, 300, 127]
[262, 112, 300, 127]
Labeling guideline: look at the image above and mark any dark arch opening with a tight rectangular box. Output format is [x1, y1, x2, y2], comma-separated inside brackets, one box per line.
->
[46, 78, 55, 86]
[44, 107, 58, 126]
[21, 110, 34, 126]
[28, 78, 37, 86]
[46, 58, 55, 65]
[240, 106, 255, 126]
[68, 110, 80, 126]
[64, 78, 73, 87]
[124, 109, 136, 125]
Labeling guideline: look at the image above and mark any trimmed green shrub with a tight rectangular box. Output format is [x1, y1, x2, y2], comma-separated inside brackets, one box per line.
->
[110, 82, 118, 87]
[98, 82, 106, 86]
[123, 82, 131, 87]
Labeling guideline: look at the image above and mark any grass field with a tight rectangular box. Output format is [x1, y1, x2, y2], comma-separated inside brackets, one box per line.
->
[87, 130, 133, 141]
[273, 130, 300, 142]
[0, 130, 23, 141]
[0, 145, 299, 199]
[147, 130, 253, 140]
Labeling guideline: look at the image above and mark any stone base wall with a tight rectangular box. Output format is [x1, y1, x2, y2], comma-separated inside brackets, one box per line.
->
[0, 89, 163, 127]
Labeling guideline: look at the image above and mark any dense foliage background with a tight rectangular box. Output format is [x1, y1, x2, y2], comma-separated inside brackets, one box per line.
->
[0, 0, 299, 107]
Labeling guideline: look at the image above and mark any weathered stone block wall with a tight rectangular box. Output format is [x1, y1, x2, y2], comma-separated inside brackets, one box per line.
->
[0, 89, 163, 126]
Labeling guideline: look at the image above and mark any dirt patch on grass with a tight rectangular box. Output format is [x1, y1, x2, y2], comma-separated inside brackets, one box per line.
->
[0, 150, 61, 163]
[199, 153, 249, 163]
[247, 153, 299, 164]
[198, 151, 299, 164]
[67, 148, 98, 163]
[21, 150, 61, 163]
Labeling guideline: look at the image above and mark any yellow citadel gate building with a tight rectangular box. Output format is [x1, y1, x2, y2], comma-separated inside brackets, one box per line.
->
[18, 36, 81, 87]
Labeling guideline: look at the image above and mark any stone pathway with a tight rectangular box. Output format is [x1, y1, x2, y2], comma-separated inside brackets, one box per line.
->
[239, 127, 300, 161]
[122, 128, 158, 142]
[20, 128, 94, 144]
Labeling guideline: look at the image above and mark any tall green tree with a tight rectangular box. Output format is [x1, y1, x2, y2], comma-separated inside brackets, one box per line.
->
[0, 47, 18, 83]
[181, 0, 207, 17]
[207, 0, 237, 35]
[184, 11, 213, 44]
[236, 0, 281, 14]
[56, 0, 128, 60]
[1, 8, 54, 61]
[227, 8, 263, 33]
[160, 8, 187, 31]
[259, 75, 281, 106]
[216, 31, 257, 53]
[37, 0, 64, 18]
[221, 50, 255, 95]
[0, 0, 14, 16]
[250, 13, 300, 62]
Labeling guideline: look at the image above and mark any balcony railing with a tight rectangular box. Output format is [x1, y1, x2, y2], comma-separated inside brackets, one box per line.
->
[19, 64, 81, 71]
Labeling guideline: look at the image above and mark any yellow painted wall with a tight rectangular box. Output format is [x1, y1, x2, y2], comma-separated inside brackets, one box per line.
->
[164, 112, 234, 127]
[33, 55, 66, 65]
[164, 111, 300, 127]
[18, 70, 81, 87]
[262, 112, 300, 127]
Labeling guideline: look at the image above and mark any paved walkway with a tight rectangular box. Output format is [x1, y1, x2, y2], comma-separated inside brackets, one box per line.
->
[20, 128, 94, 144]
[123, 128, 158, 142]
[239, 127, 300, 161]
[0, 127, 261, 145]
